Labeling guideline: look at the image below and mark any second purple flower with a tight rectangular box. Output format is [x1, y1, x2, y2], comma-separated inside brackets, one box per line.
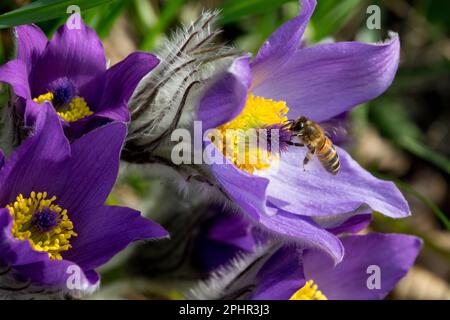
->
[0, 15, 159, 143]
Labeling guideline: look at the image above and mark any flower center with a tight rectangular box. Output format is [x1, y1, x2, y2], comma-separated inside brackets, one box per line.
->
[213, 94, 290, 174]
[289, 280, 327, 300]
[33, 77, 93, 122]
[7, 191, 77, 260]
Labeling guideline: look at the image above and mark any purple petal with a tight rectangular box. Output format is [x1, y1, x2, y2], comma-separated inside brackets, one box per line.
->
[195, 207, 261, 271]
[326, 214, 372, 235]
[63, 205, 168, 270]
[207, 149, 274, 219]
[303, 233, 422, 299]
[82, 52, 159, 121]
[0, 208, 97, 290]
[261, 146, 410, 218]
[15, 109, 125, 212]
[205, 212, 257, 252]
[0, 60, 32, 99]
[255, 210, 344, 264]
[14, 25, 48, 73]
[206, 142, 344, 262]
[252, 246, 306, 300]
[13, 260, 99, 291]
[61, 115, 106, 141]
[29, 15, 106, 96]
[196, 240, 248, 272]
[253, 36, 400, 122]
[0, 102, 70, 206]
[0, 149, 4, 169]
[207, 141, 271, 220]
[251, 0, 316, 89]
[0, 208, 48, 267]
[197, 56, 252, 130]
[56, 122, 127, 213]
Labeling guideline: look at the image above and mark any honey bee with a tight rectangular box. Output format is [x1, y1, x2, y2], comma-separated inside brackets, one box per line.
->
[285, 116, 340, 175]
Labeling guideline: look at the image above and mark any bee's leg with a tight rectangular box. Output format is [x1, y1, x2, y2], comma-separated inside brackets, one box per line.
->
[281, 119, 294, 129]
[303, 148, 315, 171]
[286, 141, 304, 147]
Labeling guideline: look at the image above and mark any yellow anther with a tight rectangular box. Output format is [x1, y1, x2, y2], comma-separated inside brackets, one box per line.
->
[214, 94, 289, 174]
[290, 280, 327, 300]
[7, 192, 77, 260]
[33, 93, 93, 123]
[57, 96, 93, 122]
[33, 92, 54, 104]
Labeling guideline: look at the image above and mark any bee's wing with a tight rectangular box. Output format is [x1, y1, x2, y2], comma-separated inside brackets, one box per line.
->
[319, 117, 348, 144]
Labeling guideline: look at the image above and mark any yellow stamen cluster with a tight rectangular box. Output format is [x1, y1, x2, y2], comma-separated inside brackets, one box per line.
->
[289, 280, 327, 300]
[219, 94, 289, 131]
[33, 92, 53, 104]
[7, 192, 77, 260]
[33, 92, 93, 122]
[214, 94, 289, 174]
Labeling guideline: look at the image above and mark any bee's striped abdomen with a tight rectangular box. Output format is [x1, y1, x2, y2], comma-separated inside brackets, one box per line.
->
[316, 137, 340, 175]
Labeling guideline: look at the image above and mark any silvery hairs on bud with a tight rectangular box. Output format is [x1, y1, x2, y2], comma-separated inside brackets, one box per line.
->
[187, 242, 282, 300]
[122, 10, 240, 202]
[0, 93, 25, 156]
[1, 27, 42, 155]
[124, 10, 238, 161]
[0, 265, 89, 300]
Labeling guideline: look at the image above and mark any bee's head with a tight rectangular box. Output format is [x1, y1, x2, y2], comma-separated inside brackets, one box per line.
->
[291, 116, 308, 134]
[291, 116, 320, 141]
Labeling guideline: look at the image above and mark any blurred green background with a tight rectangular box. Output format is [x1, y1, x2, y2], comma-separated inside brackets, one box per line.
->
[0, 0, 449, 299]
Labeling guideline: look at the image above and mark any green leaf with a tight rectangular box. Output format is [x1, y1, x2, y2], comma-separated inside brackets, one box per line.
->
[0, 0, 115, 29]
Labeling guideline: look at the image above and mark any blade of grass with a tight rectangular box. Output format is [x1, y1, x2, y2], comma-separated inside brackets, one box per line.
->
[0, 0, 115, 28]
[396, 177, 450, 230]
[369, 100, 450, 176]
[398, 136, 450, 176]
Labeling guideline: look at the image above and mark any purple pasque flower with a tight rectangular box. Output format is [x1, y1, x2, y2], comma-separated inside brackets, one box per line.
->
[0, 15, 159, 142]
[259, 233, 421, 300]
[122, 10, 238, 162]
[0, 103, 168, 298]
[294, 233, 422, 300]
[197, 0, 406, 262]
[194, 206, 265, 272]
[194, 206, 371, 273]
[191, 212, 422, 300]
